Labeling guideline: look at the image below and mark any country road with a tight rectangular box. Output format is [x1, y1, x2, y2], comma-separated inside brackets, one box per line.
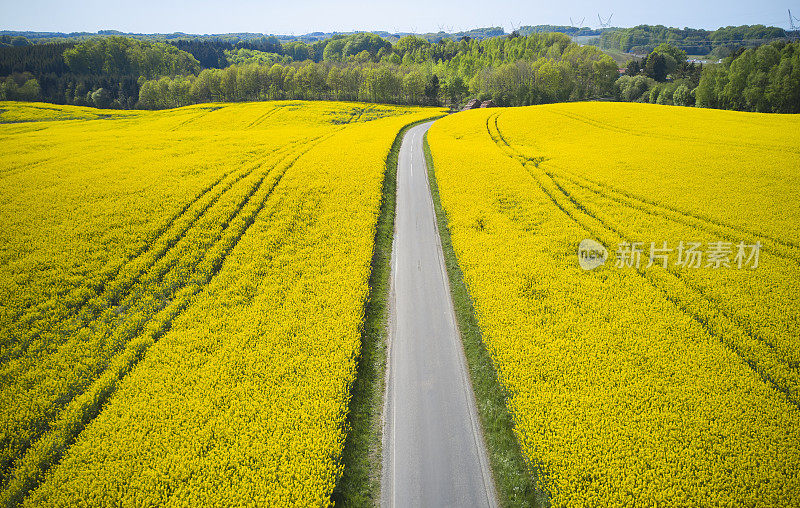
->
[381, 121, 498, 507]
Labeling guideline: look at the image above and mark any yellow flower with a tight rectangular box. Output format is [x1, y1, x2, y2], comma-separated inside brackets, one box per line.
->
[428, 102, 800, 505]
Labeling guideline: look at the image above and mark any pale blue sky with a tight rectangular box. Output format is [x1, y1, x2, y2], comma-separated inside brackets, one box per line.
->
[0, 0, 793, 34]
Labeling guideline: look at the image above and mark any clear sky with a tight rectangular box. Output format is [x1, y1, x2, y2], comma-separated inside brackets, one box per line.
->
[0, 0, 793, 34]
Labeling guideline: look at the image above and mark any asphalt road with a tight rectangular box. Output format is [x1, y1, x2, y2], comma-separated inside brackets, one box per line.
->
[381, 121, 498, 507]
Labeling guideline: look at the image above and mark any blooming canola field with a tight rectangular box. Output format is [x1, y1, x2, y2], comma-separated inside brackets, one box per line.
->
[427, 102, 800, 505]
[0, 100, 442, 505]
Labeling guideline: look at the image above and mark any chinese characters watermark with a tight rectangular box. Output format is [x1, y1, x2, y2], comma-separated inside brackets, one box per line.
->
[578, 240, 760, 271]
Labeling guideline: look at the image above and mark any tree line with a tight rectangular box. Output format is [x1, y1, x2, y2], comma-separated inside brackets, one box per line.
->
[0, 38, 200, 107]
[1, 32, 798, 114]
[695, 42, 800, 113]
[613, 41, 800, 113]
[600, 24, 789, 58]
[0, 33, 620, 108]
[137, 62, 443, 108]
[136, 33, 620, 108]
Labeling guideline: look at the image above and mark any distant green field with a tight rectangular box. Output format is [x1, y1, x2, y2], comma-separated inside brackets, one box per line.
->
[569, 36, 640, 67]
[599, 47, 641, 67]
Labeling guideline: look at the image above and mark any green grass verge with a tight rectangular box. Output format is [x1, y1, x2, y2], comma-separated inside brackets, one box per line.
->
[331, 115, 445, 507]
[422, 128, 550, 508]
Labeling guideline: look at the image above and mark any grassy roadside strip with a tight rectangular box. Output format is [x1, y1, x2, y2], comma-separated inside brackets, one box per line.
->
[422, 129, 550, 508]
[332, 114, 446, 507]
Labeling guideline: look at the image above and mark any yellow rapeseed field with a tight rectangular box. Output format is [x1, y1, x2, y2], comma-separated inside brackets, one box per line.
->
[0, 100, 444, 505]
[427, 102, 800, 505]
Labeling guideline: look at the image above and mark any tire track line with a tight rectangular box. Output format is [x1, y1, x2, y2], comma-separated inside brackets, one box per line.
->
[489, 112, 799, 257]
[486, 112, 800, 408]
[548, 166, 800, 261]
[0, 129, 341, 505]
[548, 107, 800, 157]
[1, 137, 310, 365]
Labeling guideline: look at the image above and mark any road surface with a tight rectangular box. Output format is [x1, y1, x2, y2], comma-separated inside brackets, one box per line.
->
[381, 121, 498, 507]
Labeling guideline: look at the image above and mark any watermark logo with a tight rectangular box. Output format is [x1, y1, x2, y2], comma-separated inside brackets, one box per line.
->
[578, 239, 608, 271]
[577, 239, 761, 271]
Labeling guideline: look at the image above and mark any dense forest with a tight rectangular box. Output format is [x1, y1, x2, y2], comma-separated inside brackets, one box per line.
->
[0, 29, 798, 113]
[694, 42, 800, 112]
[137, 33, 619, 108]
[0, 26, 507, 45]
[614, 40, 800, 113]
[0, 38, 201, 108]
[0, 33, 618, 108]
[600, 24, 790, 57]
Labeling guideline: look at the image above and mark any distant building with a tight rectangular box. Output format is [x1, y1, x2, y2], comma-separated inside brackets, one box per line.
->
[461, 99, 481, 111]
[479, 100, 497, 108]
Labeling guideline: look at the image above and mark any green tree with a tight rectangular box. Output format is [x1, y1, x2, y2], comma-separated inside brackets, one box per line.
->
[395, 36, 430, 58]
[442, 75, 468, 106]
[341, 33, 392, 60]
[652, 43, 687, 75]
[91, 87, 111, 107]
[282, 41, 311, 62]
[424, 75, 440, 105]
[673, 84, 692, 106]
[267, 63, 285, 98]
[64, 37, 200, 78]
[644, 52, 668, 81]
[322, 38, 347, 62]
[402, 70, 425, 103]
[221, 66, 237, 100]
[615, 74, 656, 101]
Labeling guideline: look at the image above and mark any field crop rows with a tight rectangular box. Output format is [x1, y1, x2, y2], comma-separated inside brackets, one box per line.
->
[0, 100, 442, 505]
[427, 103, 800, 505]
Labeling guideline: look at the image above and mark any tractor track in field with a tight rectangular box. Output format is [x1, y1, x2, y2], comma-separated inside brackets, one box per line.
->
[168, 106, 226, 132]
[1, 170, 231, 349]
[245, 105, 288, 129]
[1, 136, 316, 365]
[0, 130, 341, 503]
[545, 168, 800, 264]
[543, 172, 800, 368]
[1, 130, 330, 396]
[0, 155, 60, 180]
[490, 113, 800, 258]
[486, 112, 800, 410]
[547, 107, 800, 157]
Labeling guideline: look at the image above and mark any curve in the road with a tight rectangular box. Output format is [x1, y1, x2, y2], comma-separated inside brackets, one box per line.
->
[381, 121, 498, 508]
